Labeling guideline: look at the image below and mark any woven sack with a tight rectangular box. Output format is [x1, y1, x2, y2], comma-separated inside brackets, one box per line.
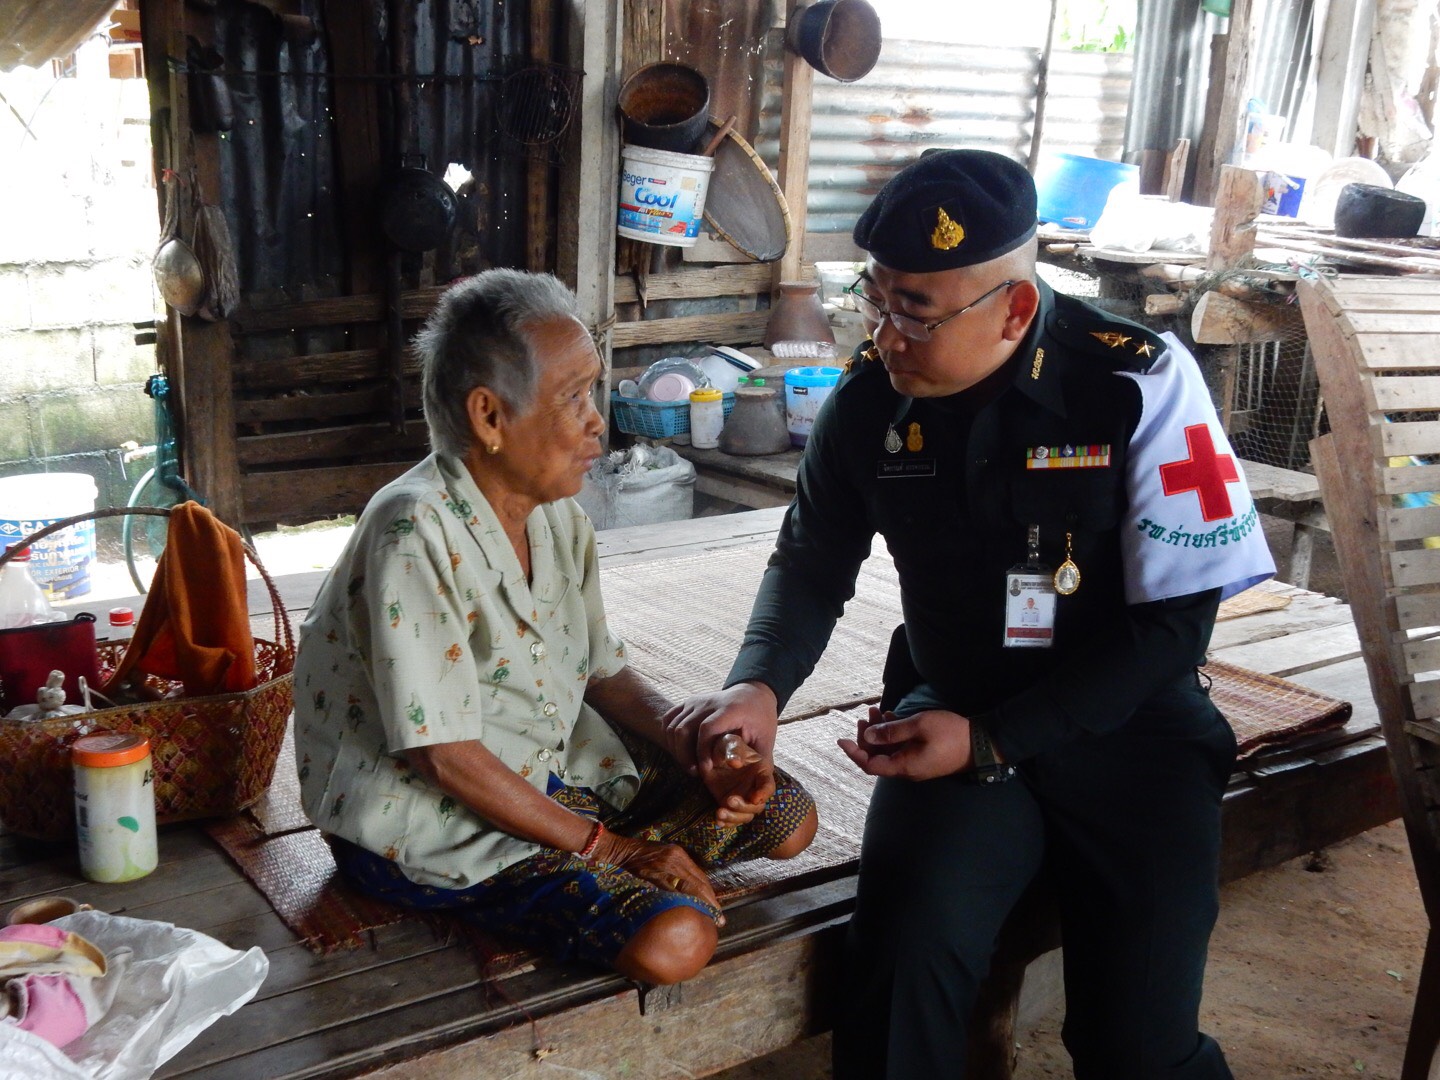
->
[0, 507, 294, 841]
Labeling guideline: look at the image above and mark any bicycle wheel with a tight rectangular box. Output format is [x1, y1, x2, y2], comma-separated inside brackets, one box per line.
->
[122, 468, 186, 593]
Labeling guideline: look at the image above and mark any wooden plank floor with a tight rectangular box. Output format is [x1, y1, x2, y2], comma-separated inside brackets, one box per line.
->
[2, 509, 1398, 1079]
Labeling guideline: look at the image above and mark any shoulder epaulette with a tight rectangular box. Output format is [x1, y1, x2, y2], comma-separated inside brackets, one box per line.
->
[839, 340, 882, 381]
[1044, 303, 1166, 374]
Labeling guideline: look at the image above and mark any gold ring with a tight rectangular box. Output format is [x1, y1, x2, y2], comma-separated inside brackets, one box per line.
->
[667, 876, 683, 891]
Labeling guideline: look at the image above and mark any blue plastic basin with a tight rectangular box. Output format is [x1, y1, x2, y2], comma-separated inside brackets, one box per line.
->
[1033, 153, 1139, 230]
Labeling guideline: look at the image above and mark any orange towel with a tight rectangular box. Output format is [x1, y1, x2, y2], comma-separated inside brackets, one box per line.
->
[103, 502, 257, 696]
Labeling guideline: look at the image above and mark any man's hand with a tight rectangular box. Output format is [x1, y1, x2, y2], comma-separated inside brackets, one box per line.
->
[661, 681, 779, 783]
[705, 733, 774, 826]
[591, 829, 723, 920]
[837, 705, 975, 781]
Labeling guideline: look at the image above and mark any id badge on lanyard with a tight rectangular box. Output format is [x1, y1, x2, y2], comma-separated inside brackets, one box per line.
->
[1004, 524, 1057, 648]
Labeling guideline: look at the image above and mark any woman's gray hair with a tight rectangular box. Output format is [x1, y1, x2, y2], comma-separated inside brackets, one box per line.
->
[416, 269, 582, 458]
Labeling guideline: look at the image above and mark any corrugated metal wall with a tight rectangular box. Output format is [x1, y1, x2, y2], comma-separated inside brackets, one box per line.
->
[756, 38, 1133, 236]
[208, 0, 534, 302]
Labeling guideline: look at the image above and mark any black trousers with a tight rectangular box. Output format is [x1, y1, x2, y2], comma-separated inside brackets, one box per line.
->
[832, 679, 1238, 1080]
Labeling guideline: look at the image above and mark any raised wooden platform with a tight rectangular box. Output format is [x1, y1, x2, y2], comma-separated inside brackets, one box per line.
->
[2, 509, 1396, 1079]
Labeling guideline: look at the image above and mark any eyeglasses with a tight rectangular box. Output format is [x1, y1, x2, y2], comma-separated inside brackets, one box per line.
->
[844, 278, 1017, 342]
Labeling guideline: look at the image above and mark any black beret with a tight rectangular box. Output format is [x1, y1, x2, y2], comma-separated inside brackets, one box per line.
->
[853, 149, 1038, 273]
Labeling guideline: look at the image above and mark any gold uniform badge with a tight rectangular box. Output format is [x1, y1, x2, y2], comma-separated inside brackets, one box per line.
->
[906, 422, 924, 452]
[931, 208, 964, 251]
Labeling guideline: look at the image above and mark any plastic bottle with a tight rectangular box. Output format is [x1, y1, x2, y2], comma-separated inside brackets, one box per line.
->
[73, 731, 158, 883]
[689, 387, 725, 449]
[103, 607, 135, 640]
[0, 546, 59, 628]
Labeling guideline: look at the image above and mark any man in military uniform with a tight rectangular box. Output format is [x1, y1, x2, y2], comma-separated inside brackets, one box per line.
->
[663, 150, 1274, 1078]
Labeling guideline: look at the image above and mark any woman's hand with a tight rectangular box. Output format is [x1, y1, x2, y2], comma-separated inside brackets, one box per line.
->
[705, 733, 774, 827]
[838, 705, 975, 781]
[661, 682, 779, 788]
[592, 829, 723, 920]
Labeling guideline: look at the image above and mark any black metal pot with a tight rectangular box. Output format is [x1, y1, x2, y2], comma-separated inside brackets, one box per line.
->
[380, 158, 458, 253]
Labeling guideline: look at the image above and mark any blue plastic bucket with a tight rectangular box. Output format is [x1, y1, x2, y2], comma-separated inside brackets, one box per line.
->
[784, 366, 843, 446]
[1033, 153, 1140, 230]
[0, 473, 98, 599]
[617, 145, 715, 247]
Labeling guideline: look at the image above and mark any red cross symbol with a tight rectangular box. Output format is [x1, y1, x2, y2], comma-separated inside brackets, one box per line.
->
[1159, 424, 1240, 522]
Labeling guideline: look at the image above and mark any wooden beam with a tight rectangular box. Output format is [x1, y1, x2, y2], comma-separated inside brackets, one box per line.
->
[610, 310, 768, 349]
[241, 462, 414, 523]
[234, 348, 402, 390]
[1311, 0, 1375, 159]
[1191, 291, 1305, 344]
[1206, 164, 1263, 271]
[1194, 0, 1257, 207]
[558, 0, 623, 443]
[774, 1, 815, 286]
[612, 264, 772, 305]
[231, 287, 447, 335]
[237, 420, 429, 468]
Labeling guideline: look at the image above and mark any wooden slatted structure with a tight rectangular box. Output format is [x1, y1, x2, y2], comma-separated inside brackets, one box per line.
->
[225, 263, 781, 527]
[1301, 273, 1440, 1080]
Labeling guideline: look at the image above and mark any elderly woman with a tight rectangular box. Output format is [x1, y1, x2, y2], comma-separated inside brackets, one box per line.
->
[293, 269, 817, 985]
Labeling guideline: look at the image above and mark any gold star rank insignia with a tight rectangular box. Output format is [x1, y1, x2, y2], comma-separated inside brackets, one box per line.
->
[1133, 339, 1155, 358]
[930, 208, 964, 251]
[906, 422, 924, 452]
[1090, 331, 1131, 349]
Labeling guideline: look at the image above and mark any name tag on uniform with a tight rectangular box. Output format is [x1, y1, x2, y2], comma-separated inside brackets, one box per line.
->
[877, 459, 937, 479]
[1003, 572, 1056, 648]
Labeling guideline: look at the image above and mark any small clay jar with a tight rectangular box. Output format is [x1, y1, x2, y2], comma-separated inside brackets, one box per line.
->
[764, 280, 836, 350]
[719, 382, 791, 456]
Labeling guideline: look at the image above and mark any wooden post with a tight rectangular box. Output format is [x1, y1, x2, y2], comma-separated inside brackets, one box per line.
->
[1163, 137, 1190, 202]
[1193, 0, 1256, 207]
[1206, 164, 1263, 271]
[1311, 0, 1376, 159]
[774, 0, 815, 288]
[1026, 0, 1061, 174]
[558, 0, 623, 445]
[526, 1, 555, 272]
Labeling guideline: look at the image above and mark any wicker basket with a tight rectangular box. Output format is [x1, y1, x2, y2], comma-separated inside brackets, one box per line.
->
[0, 507, 294, 841]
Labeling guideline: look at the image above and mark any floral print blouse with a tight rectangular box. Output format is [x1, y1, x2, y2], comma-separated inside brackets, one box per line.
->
[293, 453, 635, 888]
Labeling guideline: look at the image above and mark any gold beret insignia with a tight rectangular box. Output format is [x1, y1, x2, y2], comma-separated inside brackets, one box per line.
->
[930, 208, 964, 251]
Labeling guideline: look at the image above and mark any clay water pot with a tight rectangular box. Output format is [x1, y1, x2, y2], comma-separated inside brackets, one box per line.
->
[764, 280, 835, 350]
[1334, 183, 1426, 238]
[719, 383, 791, 456]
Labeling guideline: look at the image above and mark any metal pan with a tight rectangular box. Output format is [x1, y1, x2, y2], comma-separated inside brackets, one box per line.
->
[701, 121, 792, 263]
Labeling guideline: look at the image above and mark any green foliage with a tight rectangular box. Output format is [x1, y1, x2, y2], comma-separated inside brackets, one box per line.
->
[1057, 0, 1136, 53]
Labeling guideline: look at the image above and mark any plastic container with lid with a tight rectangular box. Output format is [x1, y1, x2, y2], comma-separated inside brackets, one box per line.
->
[73, 732, 158, 882]
[689, 387, 725, 449]
[783, 366, 843, 446]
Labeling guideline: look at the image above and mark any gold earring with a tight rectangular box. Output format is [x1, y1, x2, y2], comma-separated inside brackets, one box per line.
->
[487, 444, 500, 455]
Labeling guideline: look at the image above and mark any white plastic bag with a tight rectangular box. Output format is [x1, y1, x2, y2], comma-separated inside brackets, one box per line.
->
[576, 445, 696, 530]
[21, 910, 269, 1079]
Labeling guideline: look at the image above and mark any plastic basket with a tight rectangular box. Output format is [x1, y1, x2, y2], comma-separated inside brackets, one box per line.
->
[610, 391, 735, 439]
[0, 506, 294, 841]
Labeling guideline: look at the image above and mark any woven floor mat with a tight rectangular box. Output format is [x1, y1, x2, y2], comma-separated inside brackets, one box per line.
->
[598, 546, 899, 720]
[207, 709, 873, 955]
[1216, 588, 1293, 621]
[1207, 658, 1352, 757]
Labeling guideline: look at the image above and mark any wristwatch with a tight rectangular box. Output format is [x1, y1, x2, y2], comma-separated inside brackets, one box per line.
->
[969, 722, 1017, 785]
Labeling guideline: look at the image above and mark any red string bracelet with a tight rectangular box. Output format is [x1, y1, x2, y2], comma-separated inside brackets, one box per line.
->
[577, 820, 605, 860]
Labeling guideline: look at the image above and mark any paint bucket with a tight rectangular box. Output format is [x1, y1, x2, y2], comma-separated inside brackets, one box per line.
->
[617, 145, 715, 247]
[0, 473, 98, 599]
[1033, 153, 1140, 230]
[784, 366, 843, 446]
